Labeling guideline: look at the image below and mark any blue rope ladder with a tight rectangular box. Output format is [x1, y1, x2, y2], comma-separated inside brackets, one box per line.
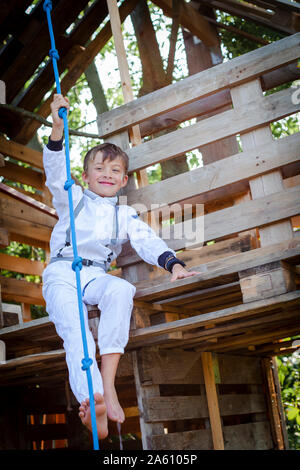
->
[43, 0, 100, 450]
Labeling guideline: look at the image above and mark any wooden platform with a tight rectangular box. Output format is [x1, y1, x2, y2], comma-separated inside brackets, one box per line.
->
[0, 236, 299, 388]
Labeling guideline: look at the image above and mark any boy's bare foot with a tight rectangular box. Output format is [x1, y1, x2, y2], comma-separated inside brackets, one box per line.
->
[79, 392, 108, 439]
[103, 384, 125, 423]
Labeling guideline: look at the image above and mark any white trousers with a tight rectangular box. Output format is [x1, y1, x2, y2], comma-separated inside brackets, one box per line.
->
[43, 267, 136, 403]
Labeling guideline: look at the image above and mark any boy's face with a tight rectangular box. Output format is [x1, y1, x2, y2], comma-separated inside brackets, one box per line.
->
[82, 151, 128, 198]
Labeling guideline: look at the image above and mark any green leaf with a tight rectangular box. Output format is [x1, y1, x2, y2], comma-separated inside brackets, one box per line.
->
[287, 407, 299, 420]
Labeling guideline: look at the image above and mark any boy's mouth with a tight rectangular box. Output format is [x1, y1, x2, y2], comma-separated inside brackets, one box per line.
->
[99, 181, 114, 186]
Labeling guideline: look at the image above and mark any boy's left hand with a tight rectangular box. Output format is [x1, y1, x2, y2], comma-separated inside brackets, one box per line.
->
[170, 264, 198, 282]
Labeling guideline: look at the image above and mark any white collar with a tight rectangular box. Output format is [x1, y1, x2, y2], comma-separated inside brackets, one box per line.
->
[84, 188, 118, 206]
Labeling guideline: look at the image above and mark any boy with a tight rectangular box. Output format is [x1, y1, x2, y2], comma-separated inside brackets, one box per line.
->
[42, 94, 198, 440]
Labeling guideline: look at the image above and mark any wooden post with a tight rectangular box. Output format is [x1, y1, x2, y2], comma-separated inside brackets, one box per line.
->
[201, 351, 224, 450]
[22, 303, 32, 322]
[0, 80, 5, 104]
[106, 0, 148, 187]
[261, 357, 287, 449]
[231, 79, 296, 302]
[132, 350, 164, 450]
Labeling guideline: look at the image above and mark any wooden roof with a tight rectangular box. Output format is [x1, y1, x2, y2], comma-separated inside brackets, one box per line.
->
[0, 0, 299, 144]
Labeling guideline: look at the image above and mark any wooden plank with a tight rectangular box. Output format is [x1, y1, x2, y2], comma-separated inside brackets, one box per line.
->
[223, 422, 273, 450]
[152, 0, 218, 46]
[0, 137, 43, 169]
[218, 355, 263, 384]
[0, 160, 44, 189]
[196, 323, 300, 353]
[125, 86, 300, 172]
[156, 185, 300, 253]
[150, 428, 213, 450]
[106, 0, 147, 186]
[124, 132, 300, 212]
[205, 0, 298, 35]
[0, 276, 44, 305]
[1, 214, 52, 243]
[134, 348, 204, 385]
[261, 357, 286, 449]
[132, 351, 164, 450]
[137, 62, 300, 138]
[133, 238, 300, 301]
[129, 290, 300, 346]
[201, 352, 224, 449]
[97, 33, 300, 136]
[219, 393, 266, 415]
[0, 228, 9, 247]
[15, 0, 139, 144]
[143, 395, 209, 422]
[0, 183, 57, 219]
[0, 193, 55, 236]
[231, 79, 294, 302]
[0, 80, 5, 104]
[0, 349, 65, 370]
[161, 309, 299, 352]
[0, 253, 46, 276]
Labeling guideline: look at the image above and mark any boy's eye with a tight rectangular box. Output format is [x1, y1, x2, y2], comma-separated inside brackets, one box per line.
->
[113, 169, 120, 172]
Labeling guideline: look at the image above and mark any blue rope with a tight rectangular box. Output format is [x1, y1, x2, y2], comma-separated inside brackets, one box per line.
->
[43, 0, 99, 450]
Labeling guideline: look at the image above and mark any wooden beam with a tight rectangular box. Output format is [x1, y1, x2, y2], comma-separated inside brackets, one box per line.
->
[201, 352, 224, 450]
[126, 86, 300, 173]
[97, 33, 300, 137]
[124, 132, 300, 213]
[106, 0, 148, 187]
[0, 192, 55, 228]
[135, 62, 300, 138]
[0, 136, 43, 169]
[0, 160, 44, 189]
[129, 290, 300, 345]
[231, 78, 294, 302]
[134, 238, 300, 301]
[14, 0, 140, 145]
[201, 0, 296, 35]
[261, 357, 286, 449]
[0, 253, 46, 276]
[0, 183, 57, 218]
[152, 0, 219, 46]
[155, 184, 300, 253]
[0, 276, 44, 305]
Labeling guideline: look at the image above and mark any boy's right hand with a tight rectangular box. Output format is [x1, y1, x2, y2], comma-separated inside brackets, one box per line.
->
[50, 94, 70, 140]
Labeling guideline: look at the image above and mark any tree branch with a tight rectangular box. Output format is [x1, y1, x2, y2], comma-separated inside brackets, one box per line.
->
[0, 104, 100, 139]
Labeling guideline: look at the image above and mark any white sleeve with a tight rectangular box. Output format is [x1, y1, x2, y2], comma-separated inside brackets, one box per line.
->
[126, 206, 176, 268]
[43, 145, 83, 220]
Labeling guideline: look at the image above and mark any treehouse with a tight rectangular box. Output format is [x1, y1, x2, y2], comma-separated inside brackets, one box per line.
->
[0, 0, 300, 450]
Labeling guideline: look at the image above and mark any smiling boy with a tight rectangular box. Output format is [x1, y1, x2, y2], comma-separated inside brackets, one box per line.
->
[42, 94, 198, 441]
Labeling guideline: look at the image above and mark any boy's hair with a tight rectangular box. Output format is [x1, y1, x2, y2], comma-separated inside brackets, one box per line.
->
[83, 143, 129, 174]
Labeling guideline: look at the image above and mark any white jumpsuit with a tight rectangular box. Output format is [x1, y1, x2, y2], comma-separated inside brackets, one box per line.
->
[42, 145, 175, 403]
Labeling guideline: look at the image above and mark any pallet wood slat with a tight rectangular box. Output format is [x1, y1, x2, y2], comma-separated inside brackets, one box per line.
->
[125, 87, 300, 173]
[201, 352, 224, 449]
[0, 184, 57, 219]
[124, 132, 300, 212]
[134, 238, 300, 301]
[0, 276, 45, 306]
[0, 253, 46, 276]
[98, 33, 300, 136]
[0, 137, 43, 169]
[0, 160, 44, 189]
[150, 421, 273, 450]
[15, 0, 140, 144]
[129, 291, 300, 343]
[120, 185, 300, 259]
[143, 393, 267, 422]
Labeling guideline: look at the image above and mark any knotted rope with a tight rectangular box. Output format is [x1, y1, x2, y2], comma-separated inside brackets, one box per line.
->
[43, 0, 99, 450]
